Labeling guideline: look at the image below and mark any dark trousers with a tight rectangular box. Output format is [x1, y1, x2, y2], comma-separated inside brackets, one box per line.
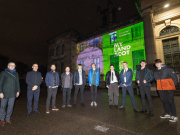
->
[63, 88, 71, 105]
[108, 83, 119, 105]
[158, 90, 177, 116]
[0, 97, 15, 120]
[139, 86, 153, 113]
[46, 87, 58, 109]
[90, 85, 97, 102]
[27, 89, 40, 113]
[122, 86, 137, 109]
[74, 85, 85, 104]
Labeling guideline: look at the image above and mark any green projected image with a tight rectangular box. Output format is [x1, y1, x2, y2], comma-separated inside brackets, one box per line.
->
[102, 22, 146, 80]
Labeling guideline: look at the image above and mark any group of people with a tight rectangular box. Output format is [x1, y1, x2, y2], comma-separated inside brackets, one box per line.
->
[105, 59, 178, 123]
[0, 58, 178, 127]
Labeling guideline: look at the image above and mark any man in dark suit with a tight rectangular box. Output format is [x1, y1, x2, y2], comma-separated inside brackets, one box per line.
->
[119, 62, 138, 112]
[105, 65, 120, 108]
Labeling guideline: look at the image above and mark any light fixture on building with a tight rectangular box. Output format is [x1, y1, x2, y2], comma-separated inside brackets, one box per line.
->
[164, 4, 169, 8]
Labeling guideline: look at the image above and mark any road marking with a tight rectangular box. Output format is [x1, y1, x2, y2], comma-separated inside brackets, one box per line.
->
[94, 125, 109, 133]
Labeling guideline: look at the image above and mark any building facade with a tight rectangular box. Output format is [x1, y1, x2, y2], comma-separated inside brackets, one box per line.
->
[139, 0, 180, 72]
[47, 0, 180, 88]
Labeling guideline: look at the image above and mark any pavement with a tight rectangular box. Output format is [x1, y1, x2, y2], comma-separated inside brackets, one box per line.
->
[0, 87, 180, 135]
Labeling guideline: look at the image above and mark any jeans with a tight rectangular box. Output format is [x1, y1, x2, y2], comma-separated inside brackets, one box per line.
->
[27, 89, 40, 113]
[122, 86, 137, 109]
[63, 88, 71, 105]
[74, 85, 85, 104]
[46, 87, 58, 109]
[0, 97, 15, 120]
[90, 85, 97, 102]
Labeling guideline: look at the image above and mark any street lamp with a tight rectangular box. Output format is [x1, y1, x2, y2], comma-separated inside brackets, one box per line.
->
[164, 4, 169, 8]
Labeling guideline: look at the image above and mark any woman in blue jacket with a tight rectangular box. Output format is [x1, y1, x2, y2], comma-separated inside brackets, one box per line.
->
[88, 63, 100, 107]
[119, 62, 138, 112]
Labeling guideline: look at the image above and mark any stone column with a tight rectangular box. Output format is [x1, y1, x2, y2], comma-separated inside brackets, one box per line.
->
[142, 7, 157, 64]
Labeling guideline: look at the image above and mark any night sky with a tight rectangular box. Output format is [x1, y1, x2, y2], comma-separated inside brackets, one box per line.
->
[0, 0, 138, 67]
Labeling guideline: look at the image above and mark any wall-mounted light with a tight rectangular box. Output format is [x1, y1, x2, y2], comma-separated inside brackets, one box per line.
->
[164, 4, 169, 8]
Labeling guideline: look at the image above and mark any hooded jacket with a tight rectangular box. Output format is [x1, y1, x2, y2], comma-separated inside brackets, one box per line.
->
[154, 65, 178, 90]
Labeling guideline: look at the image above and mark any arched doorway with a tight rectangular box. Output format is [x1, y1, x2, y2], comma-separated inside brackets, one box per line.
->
[160, 26, 180, 70]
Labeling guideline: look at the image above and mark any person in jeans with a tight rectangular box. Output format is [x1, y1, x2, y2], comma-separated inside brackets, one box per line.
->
[73, 64, 86, 107]
[88, 63, 100, 107]
[105, 65, 120, 108]
[0, 62, 20, 126]
[61, 67, 73, 108]
[154, 59, 178, 122]
[26, 63, 42, 117]
[45, 64, 60, 114]
[136, 60, 154, 116]
[119, 62, 138, 112]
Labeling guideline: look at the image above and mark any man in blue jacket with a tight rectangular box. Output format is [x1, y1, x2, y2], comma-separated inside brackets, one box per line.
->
[45, 64, 60, 114]
[88, 63, 100, 107]
[136, 60, 154, 116]
[26, 63, 42, 117]
[119, 62, 138, 112]
[73, 64, 86, 107]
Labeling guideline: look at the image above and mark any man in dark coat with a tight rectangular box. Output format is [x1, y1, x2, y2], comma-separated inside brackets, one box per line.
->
[26, 63, 42, 117]
[105, 65, 120, 108]
[136, 60, 154, 116]
[0, 62, 20, 126]
[61, 67, 73, 108]
[73, 64, 86, 107]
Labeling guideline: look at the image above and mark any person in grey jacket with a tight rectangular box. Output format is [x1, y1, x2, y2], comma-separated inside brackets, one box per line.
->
[61, 67, 73, 108]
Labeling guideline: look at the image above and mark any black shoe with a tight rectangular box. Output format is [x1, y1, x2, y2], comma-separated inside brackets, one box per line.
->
[81, 103, 85, 106]
[118, 106, 125, 109]
[73, 104, 76, 107]
[26, 112, 31, 117]
[133, 109, 139, 113]
[33, 110, 40, 114]
[114, 105, 118, 108]
[139, 110, 147, 113]
[149, 113, 154, 116]
[109, 105, 113, 108]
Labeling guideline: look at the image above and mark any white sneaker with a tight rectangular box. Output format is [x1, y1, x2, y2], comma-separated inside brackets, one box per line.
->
[94, 101, 97, 107]
[160, 113, 170, 119]
[169, 116, 178, 122]
[90, 102, 94, 106]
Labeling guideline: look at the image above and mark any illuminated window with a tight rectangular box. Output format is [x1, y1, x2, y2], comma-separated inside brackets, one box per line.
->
[132, 26, 141, 40]
[110, 32, 117, 44]
[93, 57, 100, 70]
[80, 60, 85, 69]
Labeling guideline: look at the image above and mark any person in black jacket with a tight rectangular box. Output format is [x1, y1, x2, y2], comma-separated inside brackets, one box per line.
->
[73, 64, 86, 107]
[154, 59, 178, 122]
[136, 60, 154, 116]
[105, 65, 120, 108]
[26, 63, 42, 117]
[0, 62, 20, 126]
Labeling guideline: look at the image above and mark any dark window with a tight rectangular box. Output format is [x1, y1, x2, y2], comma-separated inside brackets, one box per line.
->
[61, 44, 64, 55]
[162, 37, 180, 68]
